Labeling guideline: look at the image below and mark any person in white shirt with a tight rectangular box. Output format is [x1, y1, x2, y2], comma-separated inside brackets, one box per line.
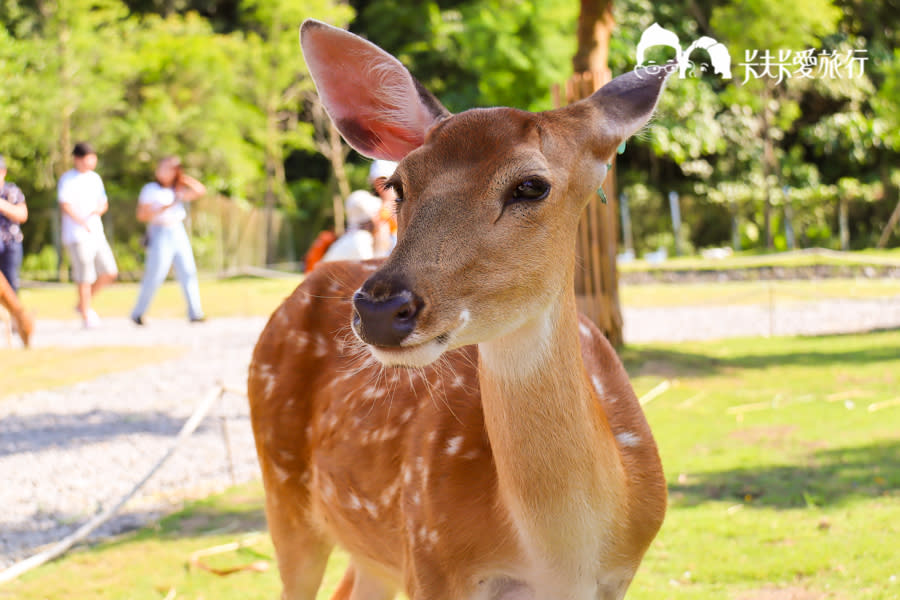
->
[57, 142, 118, 328]
[321, 190, 382, 263]
[130, 156, 207, 325]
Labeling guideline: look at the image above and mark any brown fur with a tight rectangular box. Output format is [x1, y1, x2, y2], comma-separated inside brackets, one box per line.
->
[250, 19, 670, 600]
[249, 261, 665, 599]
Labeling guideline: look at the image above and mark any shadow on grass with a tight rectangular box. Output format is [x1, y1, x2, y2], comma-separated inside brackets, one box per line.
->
[2, 488, 268, 563]
[0, 409, 220, 457]
[670, 439, 900, 509]
[621, 327, 900, 379]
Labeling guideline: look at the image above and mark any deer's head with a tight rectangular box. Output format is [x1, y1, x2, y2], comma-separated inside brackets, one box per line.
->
[301, 20, 669, 368]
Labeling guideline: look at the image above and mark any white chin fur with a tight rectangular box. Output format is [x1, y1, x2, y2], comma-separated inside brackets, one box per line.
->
[368, 339, 447, 368]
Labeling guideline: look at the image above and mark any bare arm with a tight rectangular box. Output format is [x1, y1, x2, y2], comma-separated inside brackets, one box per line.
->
[175, 174, 207, 202]
[94, 198, 109, 217]
[136, 202, 164, 223]
[0, 197, 27, 224]
[59, 201, 91, 232]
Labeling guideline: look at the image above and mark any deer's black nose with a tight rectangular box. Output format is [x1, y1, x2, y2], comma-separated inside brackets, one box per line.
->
[352, 287, 423, 347]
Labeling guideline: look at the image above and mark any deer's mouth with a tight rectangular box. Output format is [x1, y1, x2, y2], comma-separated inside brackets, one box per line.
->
[366, 336, 448, 368]
[357, 310, 470, 369]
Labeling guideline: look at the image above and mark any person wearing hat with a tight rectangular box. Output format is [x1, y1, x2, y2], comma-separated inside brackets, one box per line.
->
[0, 154, 28, 293]
[368, 159, 399, 256]
[57, 142, 118, 328]
[321, 190, 382, 263]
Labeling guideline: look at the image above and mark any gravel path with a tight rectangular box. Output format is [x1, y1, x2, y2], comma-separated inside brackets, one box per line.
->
[2, 294, 899, 569]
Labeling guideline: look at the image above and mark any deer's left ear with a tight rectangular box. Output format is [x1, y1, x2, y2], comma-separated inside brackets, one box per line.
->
[560, 65, 672, 165]
[301, 19, 451, 161]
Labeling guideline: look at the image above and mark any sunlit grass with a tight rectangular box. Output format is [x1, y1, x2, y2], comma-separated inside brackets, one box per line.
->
[1, 345, 185, 400]
[18, 275, 303, 321]
[5, 331, 899, 598]
[621, 277, 900, 307]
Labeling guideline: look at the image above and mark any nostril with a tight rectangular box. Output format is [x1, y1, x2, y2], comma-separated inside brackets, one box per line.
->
[393, 295, 423, 324]
[352, 288, 423, 347]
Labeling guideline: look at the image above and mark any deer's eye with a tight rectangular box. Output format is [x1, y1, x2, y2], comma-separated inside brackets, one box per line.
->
[509, 179, 550, 204]
[386, 180, 404, 203]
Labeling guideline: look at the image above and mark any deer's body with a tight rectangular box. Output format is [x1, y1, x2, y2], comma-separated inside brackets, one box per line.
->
[250, 260, 664, 599]
[249, 20, 671, 599]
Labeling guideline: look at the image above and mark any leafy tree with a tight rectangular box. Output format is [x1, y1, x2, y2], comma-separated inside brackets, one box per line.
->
[711, 0, 842, 248]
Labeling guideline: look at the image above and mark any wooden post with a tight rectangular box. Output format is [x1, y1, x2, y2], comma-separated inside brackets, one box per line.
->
[668, 191, 682, 256]
[566, 0, 624, 347]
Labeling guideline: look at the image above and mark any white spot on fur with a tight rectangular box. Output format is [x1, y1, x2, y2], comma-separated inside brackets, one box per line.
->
[616, 432, 641, 448]
[427, 529, 439, 547]
[347, 492, 362, 510]
[380, 481, 400, 506]
[290, 331, 307, 347]
[272, 464, 290, 483]
[402, 466, 412, 485]
[462, 449, 480, 460]
[363, 499, 379, 518]
[579, 322, 591, 338]
[256, 364, 276, 399]
[321, 477, 335, 501]
[362, 386, 384, 400]
[313, 334, 328, 358]
[411, 491, 421, 506]
[591, 374, 606, 399]
[446, 436, 464, 456]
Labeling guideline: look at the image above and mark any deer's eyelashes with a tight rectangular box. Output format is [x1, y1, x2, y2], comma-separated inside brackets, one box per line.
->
[507, 178, 551, 205]
[385, 180, 404, 203]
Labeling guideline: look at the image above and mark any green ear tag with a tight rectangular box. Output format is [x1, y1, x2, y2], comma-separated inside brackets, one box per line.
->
[598, 186, 608, 204]
[617, 141, 627, 155]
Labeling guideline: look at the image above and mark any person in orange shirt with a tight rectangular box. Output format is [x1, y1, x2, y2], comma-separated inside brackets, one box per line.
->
[368, 160, 398, 257]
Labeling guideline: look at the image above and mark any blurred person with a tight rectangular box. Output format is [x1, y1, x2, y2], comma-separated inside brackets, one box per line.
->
[321, 190, 382, 263]
[368, 159, 398, 256]
[0, 154, 28, 293]
[58, 142, 118, 328]
[130, 156, 207, 325]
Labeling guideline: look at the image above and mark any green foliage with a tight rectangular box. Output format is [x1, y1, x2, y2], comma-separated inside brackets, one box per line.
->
[2, 0, 899, 264]
[352, 0, 577, 112]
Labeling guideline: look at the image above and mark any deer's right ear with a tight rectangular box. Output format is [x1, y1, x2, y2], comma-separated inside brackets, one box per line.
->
[301, 19, 451, 161]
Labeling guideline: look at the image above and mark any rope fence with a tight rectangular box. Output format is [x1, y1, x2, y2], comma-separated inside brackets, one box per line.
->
[0, 383, 248, 585]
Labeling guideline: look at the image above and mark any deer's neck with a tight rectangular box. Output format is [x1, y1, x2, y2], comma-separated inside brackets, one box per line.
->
[477, 286, 626, 574]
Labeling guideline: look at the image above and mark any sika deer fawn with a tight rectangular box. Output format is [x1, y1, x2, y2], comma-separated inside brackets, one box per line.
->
[248, 19, 670, 600]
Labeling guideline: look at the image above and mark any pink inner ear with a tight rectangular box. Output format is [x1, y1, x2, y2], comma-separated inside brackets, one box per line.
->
[302, 21, 440, 161]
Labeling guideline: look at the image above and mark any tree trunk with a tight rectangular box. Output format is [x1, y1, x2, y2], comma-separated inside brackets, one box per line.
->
[877, 163, 900, 248]
[57, 6, 74, 280]
[839, 196, 850, 250]
[761, 83, 775, 250]
[569, 0, 623, 347]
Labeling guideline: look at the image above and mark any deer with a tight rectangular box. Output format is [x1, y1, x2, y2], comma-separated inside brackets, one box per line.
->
[248, 19, 670, 600]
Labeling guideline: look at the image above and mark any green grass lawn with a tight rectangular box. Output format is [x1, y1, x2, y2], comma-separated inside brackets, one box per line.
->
[620, 277, 900, 308]
[1, 345, 185, 399]
[18, 275, 303, 321]
[618, 247, 900, 273]
[4, 331, 899, 599]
